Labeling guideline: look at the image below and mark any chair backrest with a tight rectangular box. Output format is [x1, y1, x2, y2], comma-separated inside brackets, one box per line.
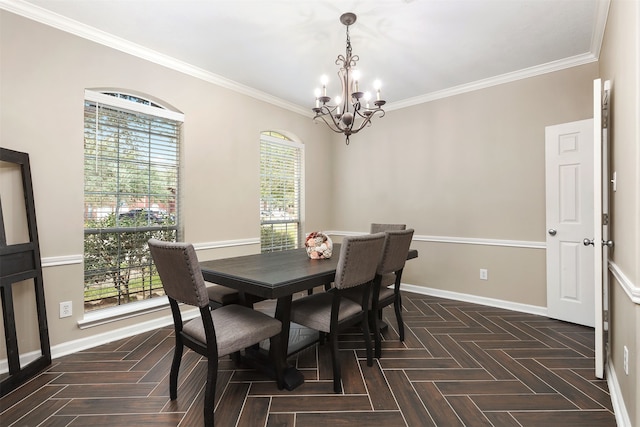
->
[148, 239, 209, 308]
[370, 223, 406, 234]
[334, 233, 385, 290]
[378, 229, 414, 275]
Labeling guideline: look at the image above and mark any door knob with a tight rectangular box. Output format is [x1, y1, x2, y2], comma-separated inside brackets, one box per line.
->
[583, 238, 614, 247]
[548, 229, 557, 236]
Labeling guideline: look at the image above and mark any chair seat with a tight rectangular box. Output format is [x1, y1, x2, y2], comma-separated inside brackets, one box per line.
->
[206, 283, 240, 305]
[290, 292, 363, 333]
[378, 286, 395, 301]
[379, 273, 396, 288]
[183, 304, 281, 357]
[342, 273, 396, 307]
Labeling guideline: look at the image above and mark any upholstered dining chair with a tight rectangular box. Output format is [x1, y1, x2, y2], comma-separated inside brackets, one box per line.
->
[370, 228, 414, 358]
[343, 228, 414, 358]
[206, 283, 239, 308]
[289, 233, 385, 393]
[370, 223, 406, 233]
[206, 283, 264, 309]
[148, 239, 285, 427]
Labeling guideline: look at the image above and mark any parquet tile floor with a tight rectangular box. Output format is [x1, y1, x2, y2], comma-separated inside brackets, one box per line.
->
[1, 292, 616, 426]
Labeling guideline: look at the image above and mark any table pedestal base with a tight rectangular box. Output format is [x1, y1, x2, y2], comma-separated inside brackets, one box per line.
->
[283, 366, 305, 391]
[242, 347, 305, 391]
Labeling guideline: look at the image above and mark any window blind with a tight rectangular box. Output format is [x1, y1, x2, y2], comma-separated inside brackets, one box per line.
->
[83, 91, 182, 311]
[260, 132, 303, 252]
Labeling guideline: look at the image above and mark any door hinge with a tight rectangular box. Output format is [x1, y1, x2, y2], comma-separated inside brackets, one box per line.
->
[602, 213, 609, 225]
[603, 310, 608, 322]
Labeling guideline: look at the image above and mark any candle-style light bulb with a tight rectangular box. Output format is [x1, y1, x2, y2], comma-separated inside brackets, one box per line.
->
[352, 69, 361, 93]
[314, 88, 321, 107]
[364, 91, 371, 108]
[321, 75, 329, 97]
[373, 80, 382, 100]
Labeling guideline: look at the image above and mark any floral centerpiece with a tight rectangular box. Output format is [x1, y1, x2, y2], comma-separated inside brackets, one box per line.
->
[305, 231, 333, 259]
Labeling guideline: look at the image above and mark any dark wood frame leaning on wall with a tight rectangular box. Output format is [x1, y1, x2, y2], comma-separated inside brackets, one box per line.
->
[0, 147, 51, 397]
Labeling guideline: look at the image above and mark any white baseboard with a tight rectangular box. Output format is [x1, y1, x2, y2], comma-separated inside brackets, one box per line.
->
[607, 357, 633, 427]
[0, 306, 199, 373]
[400, 283, 548, 317]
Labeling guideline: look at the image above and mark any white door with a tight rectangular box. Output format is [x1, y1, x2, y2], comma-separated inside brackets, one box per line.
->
[545, 119, 595, 327]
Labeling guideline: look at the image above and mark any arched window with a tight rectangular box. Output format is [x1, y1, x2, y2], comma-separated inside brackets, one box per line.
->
[260, 131, 304, 252]
[83, 90, 183, 311]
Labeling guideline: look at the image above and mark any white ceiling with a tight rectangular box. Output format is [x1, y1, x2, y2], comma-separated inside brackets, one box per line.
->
[5, 0, 609, 113]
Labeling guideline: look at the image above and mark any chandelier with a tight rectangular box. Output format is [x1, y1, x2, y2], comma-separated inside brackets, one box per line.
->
[313, 12, 386, 145]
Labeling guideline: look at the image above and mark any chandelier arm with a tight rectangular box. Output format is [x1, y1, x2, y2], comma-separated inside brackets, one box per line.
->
[348, 116, 375, 134]
[317, 104, 339, 116]
[354, 108, 385, 120]
[349, 109, 386, 133]
[319, 105, 346, 129]
[314, 115, 350, 134]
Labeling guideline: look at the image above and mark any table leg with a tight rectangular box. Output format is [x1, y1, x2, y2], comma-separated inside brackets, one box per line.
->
[241, 295, 305, 390]
[272, 295, 305, 390]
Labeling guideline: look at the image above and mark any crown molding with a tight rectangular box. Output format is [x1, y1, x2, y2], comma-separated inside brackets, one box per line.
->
[386, 53, 598, 111]
[590, 0, 611, 58]
[0, 0, 310, 116]
[2, 0, 609, 115]
[387, 0, 610, 111]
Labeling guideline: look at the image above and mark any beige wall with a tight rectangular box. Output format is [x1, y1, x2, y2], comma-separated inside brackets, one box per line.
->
[2, 5, 639, 424]
[599, 0, 640, 425]
[0, 11, 333, 349]
[328, 63, 598, 309]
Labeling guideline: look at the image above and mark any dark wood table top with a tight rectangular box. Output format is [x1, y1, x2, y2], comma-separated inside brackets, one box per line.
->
[199, 244, 418, 300]
[200, 247, 340, 299]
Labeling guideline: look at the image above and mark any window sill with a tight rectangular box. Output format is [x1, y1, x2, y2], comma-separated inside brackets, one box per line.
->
[78, 297, 172, 329]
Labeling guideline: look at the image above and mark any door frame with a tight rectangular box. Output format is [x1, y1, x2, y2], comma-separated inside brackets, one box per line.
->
[593, 78, 611, 380]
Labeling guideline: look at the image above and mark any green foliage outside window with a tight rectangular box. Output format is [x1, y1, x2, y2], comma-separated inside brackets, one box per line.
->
[260, 132, 303, 252]
[83, 92, 181, 311]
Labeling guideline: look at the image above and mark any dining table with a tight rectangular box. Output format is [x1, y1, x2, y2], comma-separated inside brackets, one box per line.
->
[199, 243, 418, 390]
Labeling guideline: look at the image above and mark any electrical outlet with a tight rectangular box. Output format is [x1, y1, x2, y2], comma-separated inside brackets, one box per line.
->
[479, 269, 488, 280]
[60, 301, 72, 318]
[623, 345, 629, 375]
